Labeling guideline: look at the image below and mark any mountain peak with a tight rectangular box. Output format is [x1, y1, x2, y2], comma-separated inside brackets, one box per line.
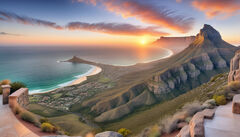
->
[199, 24, 222, 41]
[190, 24, 234, 49]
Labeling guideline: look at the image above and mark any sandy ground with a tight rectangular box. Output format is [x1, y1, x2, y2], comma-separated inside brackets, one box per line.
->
[69, 66, 102, 86]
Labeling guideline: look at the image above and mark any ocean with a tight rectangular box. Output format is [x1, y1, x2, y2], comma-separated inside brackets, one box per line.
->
[0, 46, 172, 93]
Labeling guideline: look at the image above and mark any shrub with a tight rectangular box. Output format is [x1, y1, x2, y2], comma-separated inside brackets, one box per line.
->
[0, 79, 11, 95]
[228, 81, 240, 91]
[213, 95, 227, 105]
[148, 124, 161, 137]
[40, 117, 49, 124]
[14, 107, 21, 115]
[20, 111, 36, 123]
[10, 82, 26, 94]
[118, 128, 132, 137]
[41, 122, 55, 132]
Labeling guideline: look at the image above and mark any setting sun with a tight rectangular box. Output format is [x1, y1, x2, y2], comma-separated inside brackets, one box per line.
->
[140, 39, 146, 45]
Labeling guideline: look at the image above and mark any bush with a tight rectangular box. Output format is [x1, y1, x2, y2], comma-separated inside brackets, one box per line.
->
[148, 124, 161, 137]
[228, 81, 240, 91]
[0, 79, 11, 95]
[10, 82, 26, 94]
[118, 128, 132, 137]
[14, 107, 21, 115]
[41, 122, 55, 132]
[20, 111, 36, 123]
[213, 95, 227, 105]
[40, 117, 49, 124]
[161, 101, 204, 134]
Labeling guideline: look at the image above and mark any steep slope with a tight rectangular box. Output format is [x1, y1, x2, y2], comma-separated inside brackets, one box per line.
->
[76, 24, 238, 123]
[152, 36, 195, 53]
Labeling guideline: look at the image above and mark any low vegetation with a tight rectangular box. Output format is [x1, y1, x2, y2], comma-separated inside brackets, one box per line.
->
[48, 114, 94, 136]
[41, 122, 55, 132]
[27, 104, 66, 117]
[39, 117, 49, 123]
[14, 106, 22, 115]
[10, 81, 26, 94]
[20, 111, 37, 124]
[213, 95, 227, 105]
[117, 128, 132, 137]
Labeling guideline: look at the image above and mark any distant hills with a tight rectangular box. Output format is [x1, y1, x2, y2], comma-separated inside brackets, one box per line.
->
[81, 24, 238, 123]
[152, 36, 195, 53]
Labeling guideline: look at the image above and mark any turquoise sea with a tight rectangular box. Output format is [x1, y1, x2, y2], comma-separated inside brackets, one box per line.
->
[0, 46, 172, 93]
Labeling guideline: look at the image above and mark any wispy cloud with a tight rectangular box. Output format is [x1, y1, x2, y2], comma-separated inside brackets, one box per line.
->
[66, 22, 169, 36]
[0, 32, 21, 36]
[0, 10, 63, 30]
[0, 10, 169, 36]
[191, 0, 240, 19]
[77, 0, 194, 33]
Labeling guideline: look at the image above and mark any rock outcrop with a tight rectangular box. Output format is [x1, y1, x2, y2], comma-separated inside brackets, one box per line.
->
[177, 109, 215, 137]
[228, 50, 240, 83]
[232, 94, 240, 114]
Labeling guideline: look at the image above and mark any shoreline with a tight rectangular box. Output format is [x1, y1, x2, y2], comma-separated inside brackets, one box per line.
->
[69, 66, 102, 86]
[30, 65, 102, 95]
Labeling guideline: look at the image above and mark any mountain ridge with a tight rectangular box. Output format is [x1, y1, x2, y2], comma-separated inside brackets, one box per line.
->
[82, 24, 239, 123]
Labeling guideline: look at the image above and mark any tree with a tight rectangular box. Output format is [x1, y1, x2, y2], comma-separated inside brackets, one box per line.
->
[10, 82, 26, 94]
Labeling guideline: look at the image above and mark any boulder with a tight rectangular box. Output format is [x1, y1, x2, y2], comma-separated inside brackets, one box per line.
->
[228, 50, 240, 83]
[232, 94, 240, 114]
[176, 125, 190, 137]
[202, 99, 216, 109]
[202, 109, 215, 119]
[177, 122, 188, 129]
[189, 112, 204, 137]
[95, 131, 123, 137]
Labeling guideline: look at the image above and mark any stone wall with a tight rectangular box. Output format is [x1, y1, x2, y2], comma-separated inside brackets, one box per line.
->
[9, 88, 29, 111]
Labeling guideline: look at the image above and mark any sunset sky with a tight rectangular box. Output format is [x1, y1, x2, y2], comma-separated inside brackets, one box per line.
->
[0, 0, 240, 46]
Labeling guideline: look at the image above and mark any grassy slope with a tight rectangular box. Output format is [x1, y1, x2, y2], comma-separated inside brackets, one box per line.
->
[28, 72, 228, 136]
[100, 73, 228, 135]
[27, 104, 67, 117]
[49, 114, 94, 136]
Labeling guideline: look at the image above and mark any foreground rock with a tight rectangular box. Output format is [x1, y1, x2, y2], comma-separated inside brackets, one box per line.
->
[232, 94, 240, 114]
[228, 50, 240, 83]
[177, 109, 215, 137]
[95, 131, 123, 137]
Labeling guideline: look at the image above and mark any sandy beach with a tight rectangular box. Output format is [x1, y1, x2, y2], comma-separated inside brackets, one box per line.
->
[69, 66, 102, 86]
[30, 65, 102, 95]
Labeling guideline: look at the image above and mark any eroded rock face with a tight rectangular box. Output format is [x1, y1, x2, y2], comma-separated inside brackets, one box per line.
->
[228, 50, 240, 83]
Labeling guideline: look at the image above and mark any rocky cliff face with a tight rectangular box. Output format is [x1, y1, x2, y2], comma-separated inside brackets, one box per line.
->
[228, 50, 240, 83]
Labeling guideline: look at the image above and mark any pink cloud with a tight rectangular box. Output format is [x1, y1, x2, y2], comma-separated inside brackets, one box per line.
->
[77, 0, 194, 33]
[66, 22, 169, 36]
[0, 10, 63, 30]
[192, 0, 240, 19]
